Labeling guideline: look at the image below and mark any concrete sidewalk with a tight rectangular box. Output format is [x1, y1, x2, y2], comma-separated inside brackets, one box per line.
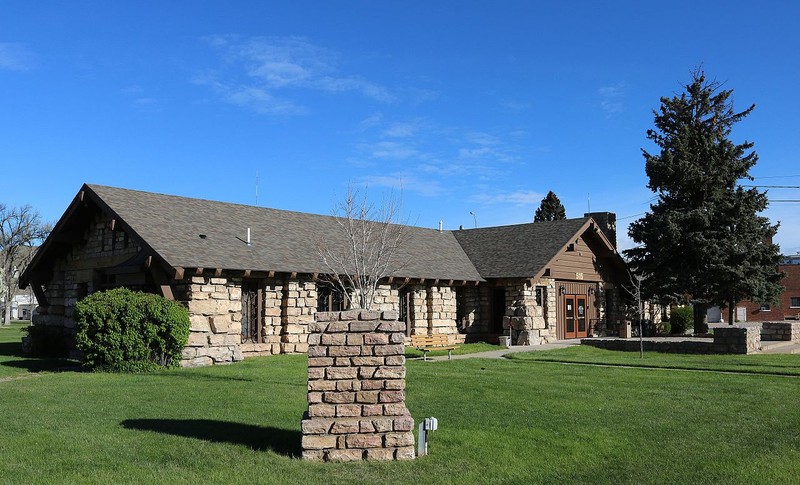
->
[419, 340, 580, 361]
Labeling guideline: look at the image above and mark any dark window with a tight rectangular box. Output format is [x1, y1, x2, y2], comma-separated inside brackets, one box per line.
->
[241, 281, 262, 343]
[317, 285, 346, 312]
[790, 297, 800, 308]
[535, 287, 543, 306]
[759, 303, 771, 312]
[456, 287, 466, 331]
[491, 288, 505, 334]
[398, 288, 412, 336]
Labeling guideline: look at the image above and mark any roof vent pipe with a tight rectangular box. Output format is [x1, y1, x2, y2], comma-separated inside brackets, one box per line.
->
[246, 227, 251, 246]
[439, 220, 443, 232]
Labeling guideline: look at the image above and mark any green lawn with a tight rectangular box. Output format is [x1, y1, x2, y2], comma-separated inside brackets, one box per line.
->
[1, 333, 800, 483]
[404, 341, 501, 359]
[508, 345, 800, 376]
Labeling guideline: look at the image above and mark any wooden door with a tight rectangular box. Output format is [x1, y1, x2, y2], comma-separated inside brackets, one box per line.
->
[564, 295, 588, 339]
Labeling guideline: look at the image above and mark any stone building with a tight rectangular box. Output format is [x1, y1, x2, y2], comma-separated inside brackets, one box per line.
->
[20, 184, 628, 366]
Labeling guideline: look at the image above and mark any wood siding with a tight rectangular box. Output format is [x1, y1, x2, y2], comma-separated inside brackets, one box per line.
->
[548, 234, 603, 282]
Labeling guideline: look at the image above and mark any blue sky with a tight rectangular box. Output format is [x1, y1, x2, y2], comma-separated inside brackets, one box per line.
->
[2, 1, 799, 253]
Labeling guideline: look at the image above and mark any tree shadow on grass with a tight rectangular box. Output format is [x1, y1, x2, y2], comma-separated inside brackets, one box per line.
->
[121, 419, 302, 457]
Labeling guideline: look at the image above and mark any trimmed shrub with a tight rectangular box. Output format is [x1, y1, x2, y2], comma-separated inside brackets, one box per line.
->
[669, 306, 694, 335]
[74, 288, 190, 372]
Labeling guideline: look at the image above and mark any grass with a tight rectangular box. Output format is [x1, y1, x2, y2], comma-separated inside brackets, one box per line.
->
[404, 341, 501, 359]
[0, 321, 78, 380]
[508, 345, 800, 376]
[1, 333, 800, 483]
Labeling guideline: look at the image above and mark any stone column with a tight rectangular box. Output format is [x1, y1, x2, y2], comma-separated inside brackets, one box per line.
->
[301, 310, 416, 462]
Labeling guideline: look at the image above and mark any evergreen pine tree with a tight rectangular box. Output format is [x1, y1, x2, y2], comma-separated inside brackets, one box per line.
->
[534, 191, 567, 222]
[625, 70, 782, 332]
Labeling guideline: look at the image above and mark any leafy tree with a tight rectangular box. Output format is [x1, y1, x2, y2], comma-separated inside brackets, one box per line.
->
[625, 70, 782, 333]
[533, 191, 567, 222]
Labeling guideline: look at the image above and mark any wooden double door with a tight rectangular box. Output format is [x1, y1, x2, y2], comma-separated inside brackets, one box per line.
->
[564, 295, 588, 339]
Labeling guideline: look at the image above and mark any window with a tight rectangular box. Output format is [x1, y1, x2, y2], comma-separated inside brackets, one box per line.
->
[317, 284, 346, 312]
[791, 297, 800, 308]
[535, 286, 543, 307]
[398, 288, 412, 336]
[759, 303, 771, 312]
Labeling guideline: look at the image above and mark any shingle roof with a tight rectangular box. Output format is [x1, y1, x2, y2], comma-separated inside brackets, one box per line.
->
[86, 184, 484, 282]
[452, 218, 592, 278]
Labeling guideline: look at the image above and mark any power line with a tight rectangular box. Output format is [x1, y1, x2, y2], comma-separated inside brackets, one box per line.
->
[742, 185, 800, 189]
[753, 174, 800, 179]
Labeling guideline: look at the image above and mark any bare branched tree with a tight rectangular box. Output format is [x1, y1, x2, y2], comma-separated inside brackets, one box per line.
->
[316, 185, 407, 311]
[622, 269, 645, 359]
[1, 204, 51, 324]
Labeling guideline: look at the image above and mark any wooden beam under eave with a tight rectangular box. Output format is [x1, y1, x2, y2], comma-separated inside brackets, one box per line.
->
[173, 267, 185, 280]
[244, 269, 251, 277]
[159, 284, 175, 301]
[446, 279, 453, 286]
[387, 276, 394, 284]
[145, 256, 152, 268]
[214, 268, 223, 277]
[78, 190, 85, 202]
[30, 283, 49, 308]
[289, 272, 297, 279]
[195, 267, 204, 275]
[311, 273, 318, 281]
[268, 271, 275, 278]
[109, 219, 116, 231]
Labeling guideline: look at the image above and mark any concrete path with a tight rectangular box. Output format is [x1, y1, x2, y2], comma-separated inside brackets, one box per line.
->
[420, 340, 580, 361]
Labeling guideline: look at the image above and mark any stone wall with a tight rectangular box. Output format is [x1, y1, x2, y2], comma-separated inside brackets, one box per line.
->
[711, 324, 761, 354]
[302, 310, 415, 462]
[583, 324, 762, 355]
[428, 285, 457, 335]
[281, 276, 316, 354]
[27, 212, 143, 356]
[761, 321, 800, 343]
[174, 276, 244, 367]
[504, 279, 555, 345]
[458, 285, 486, 341]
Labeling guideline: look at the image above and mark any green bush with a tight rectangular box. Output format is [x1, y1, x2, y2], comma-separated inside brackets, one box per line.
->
[669, 306, 694, 335]
[74, 288, 190, 372]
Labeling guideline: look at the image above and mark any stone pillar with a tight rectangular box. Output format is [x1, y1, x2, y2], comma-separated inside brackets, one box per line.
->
[302, 310, 416, 462]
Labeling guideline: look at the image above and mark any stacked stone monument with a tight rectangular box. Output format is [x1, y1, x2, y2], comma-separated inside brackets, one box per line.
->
[301, 310, 416, 462]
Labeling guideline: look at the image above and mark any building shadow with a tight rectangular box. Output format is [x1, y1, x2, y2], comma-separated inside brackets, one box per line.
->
[120, 418, 302, 457]
[0, 342, 80, 373]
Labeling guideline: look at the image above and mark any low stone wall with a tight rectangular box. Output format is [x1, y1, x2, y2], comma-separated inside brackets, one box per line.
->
[582, 337, 715, 354]
[761, 321, 800, 343]
[583, 324, 762, 355]
[301, 310, 415, 462]
[713, 325, 761, 354]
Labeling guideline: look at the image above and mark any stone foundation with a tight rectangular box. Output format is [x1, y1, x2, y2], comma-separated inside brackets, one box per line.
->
[301, 310, 415, 462]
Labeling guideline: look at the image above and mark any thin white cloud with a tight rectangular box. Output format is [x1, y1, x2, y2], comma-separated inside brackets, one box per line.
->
[358, 173, 445, 197]
[473, 190, 544, 206]
[357, 141, 418, 159]
[199, 35, 394, 114]
[0, 42, 35, 71]
[598, 82, 625, 115]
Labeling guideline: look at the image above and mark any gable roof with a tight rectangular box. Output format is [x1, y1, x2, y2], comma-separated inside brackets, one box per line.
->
[453, 218, 615, 279]
[23, 184, 625, 286]
[72, 184, 483, 282]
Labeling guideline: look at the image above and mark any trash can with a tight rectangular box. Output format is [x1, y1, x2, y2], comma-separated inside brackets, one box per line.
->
[619, 320, 633, 338]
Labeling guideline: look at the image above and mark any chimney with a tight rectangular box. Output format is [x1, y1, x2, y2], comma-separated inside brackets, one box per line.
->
[585, 212, 617, 249]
